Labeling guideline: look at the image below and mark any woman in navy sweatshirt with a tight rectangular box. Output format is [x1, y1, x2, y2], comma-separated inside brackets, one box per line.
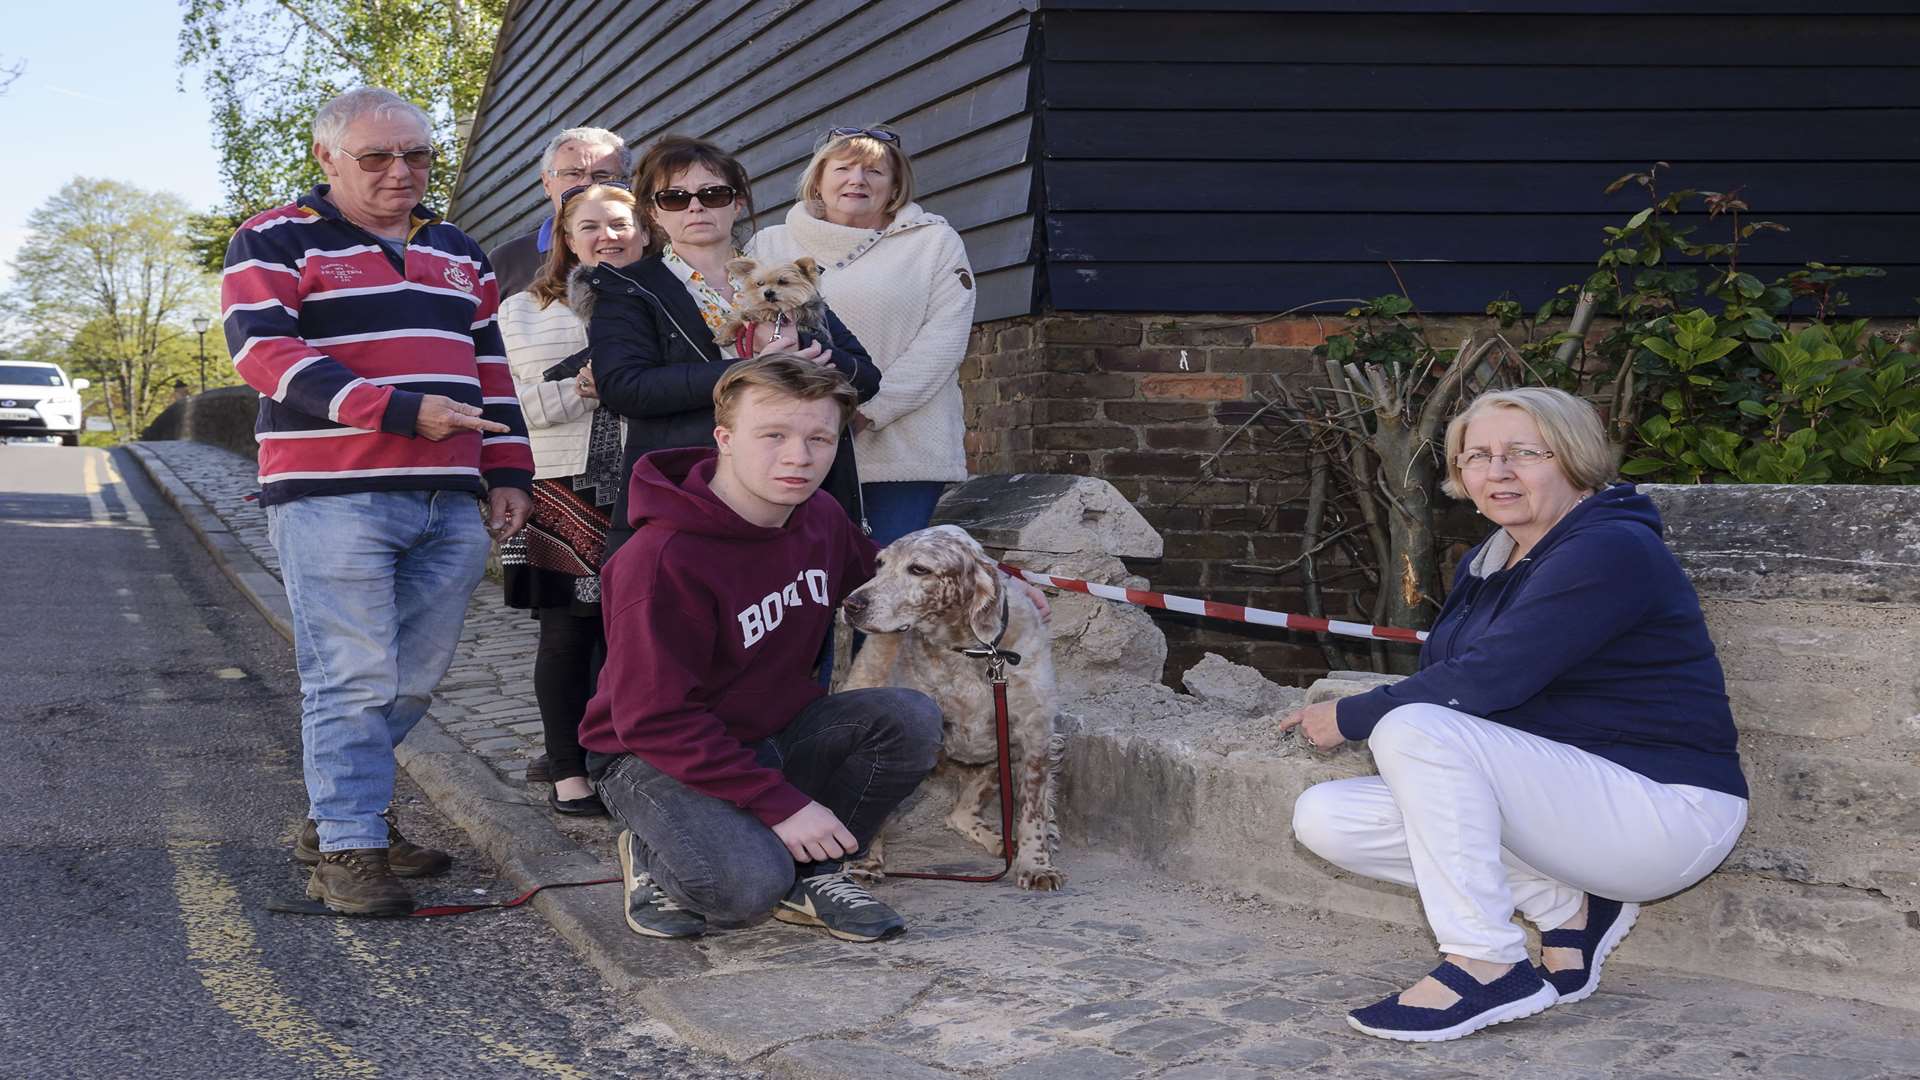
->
[1280, 387, 1748, 1044]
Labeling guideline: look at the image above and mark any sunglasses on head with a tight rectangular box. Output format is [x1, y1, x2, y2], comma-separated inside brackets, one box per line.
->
[827, 126, 902, 146]
[336, 146, 434, 172]
[560, 179, 632, 206]
[650, 185, 738, 212]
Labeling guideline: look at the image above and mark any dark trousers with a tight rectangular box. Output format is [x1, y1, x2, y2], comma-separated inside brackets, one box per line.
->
[534, 607, 604, 782]
[592, 688, 942, 925]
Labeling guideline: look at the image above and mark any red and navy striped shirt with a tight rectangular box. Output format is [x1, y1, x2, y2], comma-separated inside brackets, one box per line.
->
[221, 185, 534, 506]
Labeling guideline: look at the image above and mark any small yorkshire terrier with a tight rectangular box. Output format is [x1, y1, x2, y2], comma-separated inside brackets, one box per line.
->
[717, 256, 831, 357]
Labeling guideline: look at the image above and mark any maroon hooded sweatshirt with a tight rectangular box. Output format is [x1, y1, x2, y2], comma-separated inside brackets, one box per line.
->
[577, 446, 877, 826]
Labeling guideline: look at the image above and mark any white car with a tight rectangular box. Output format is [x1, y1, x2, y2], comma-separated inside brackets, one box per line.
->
[0, 360, 90, 446]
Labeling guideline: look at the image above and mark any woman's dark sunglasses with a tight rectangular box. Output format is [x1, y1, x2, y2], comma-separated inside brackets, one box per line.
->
[827, 126, 901, 146]
[651, 185, 738, 212]
[560, 180, 632, 206]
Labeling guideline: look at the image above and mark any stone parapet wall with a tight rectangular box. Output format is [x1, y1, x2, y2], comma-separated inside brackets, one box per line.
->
[142, 386, 260, 462]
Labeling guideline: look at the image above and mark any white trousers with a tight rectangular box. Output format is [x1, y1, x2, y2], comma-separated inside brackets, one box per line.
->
[1292, 703, 1748, 964]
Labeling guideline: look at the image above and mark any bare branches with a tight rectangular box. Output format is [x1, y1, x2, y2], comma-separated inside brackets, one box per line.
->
[0, 56, 23, 95]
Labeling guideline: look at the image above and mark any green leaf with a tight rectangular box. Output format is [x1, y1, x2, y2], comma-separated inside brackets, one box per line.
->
[1620, 457, 1668, 476]
[1625, 208, 1654, 230]
[1660, 390, 1684, 412]
[1736, 399, 1769, 418]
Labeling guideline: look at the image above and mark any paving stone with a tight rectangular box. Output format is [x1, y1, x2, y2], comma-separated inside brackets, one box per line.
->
[1221, 995, 1313, 1024]
[1060, 956, 1186, 983]
[469, 737, 524, 753]
[765, 1039, 959, 1080]
[1046, 1000, 1161, 1031]
[650, 969, 935, 1060]
[997, 1047, 1147, 1080]
[1109, 1016, 1237, 1061]
[1161, 1065, 1263, 1080]
[1235, 1036, 1332, 1068]
[1764, 1053, 1888, 1080]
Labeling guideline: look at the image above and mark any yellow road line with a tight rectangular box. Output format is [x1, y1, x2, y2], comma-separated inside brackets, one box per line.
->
[328, 922, 594, 1080]
[166, 835, 380, 1079]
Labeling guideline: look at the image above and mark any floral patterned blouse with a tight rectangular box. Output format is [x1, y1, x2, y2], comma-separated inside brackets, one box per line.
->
[661, 243, 741, 359]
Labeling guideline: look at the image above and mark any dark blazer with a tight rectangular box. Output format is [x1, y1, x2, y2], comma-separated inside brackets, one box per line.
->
[575, 255, 882, 558]
[487, 226, 545, 300]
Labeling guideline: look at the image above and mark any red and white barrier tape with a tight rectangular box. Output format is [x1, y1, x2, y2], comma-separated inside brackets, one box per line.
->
[998, 564, 1428, 645]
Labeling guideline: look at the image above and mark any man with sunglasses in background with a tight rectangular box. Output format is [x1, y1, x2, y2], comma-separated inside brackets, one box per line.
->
[221, 87, 535, 915]
[490, 126, 634, 301]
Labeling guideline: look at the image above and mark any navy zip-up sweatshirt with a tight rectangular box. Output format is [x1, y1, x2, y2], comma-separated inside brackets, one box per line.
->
[1337, 483, 1747, 799]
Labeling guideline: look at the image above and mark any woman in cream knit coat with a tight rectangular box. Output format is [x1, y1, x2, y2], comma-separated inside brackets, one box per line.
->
[749, 126, 975, 545]
[497, 181, 641, 817]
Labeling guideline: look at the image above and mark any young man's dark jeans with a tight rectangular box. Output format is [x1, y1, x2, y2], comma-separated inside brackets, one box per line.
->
[591, 688, 943, 925]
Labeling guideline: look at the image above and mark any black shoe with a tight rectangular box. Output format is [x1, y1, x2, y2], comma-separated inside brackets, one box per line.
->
[524, 754, 552, 784]
[616, 831, 705, 939]
[294, 813, 451, 878]
[548, 787, 607, 817]
[773, 870, 906, 942]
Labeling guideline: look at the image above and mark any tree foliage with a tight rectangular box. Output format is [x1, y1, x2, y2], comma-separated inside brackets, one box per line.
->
[2, 178, 222, 436]
[177, 0, 506, 269]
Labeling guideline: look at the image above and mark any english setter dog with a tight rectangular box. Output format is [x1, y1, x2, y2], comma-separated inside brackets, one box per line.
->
[841, 525, 1067, 890]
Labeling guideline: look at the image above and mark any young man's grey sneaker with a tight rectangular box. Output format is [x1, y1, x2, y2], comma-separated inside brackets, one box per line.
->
[616, 831, 705, 939]
[774, 870, 906, 942]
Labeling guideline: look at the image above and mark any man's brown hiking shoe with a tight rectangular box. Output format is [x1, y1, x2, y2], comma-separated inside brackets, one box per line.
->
[307, 849, 415, 916]
[294, 813, 453, 878]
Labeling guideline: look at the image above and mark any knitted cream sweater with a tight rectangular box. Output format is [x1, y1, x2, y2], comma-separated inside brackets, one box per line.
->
[749, 202, 975, 483]
[498, 289, 595, 480]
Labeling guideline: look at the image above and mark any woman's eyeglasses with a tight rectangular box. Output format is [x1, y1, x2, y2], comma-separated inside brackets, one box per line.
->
[336, 146, 434, 172]
[827, 126, 901, 146]
[560, 180, 632, 206]
[651, 185, 738, 212]
[1456, 447, 1556, 471]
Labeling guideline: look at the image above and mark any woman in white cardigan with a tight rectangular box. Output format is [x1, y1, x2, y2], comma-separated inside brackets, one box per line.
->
[497, 182, 640, 816]
[748, 126, 975, 545]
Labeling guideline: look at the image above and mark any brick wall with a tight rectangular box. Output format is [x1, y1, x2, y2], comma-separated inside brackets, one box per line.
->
[960, 312, 1410, 687]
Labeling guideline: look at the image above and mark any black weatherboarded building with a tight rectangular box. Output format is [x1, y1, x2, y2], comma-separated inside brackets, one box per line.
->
[453, 0, 1920, 681]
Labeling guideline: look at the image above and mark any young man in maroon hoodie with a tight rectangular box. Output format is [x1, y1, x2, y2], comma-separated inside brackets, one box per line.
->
[577, 353, 944, 942]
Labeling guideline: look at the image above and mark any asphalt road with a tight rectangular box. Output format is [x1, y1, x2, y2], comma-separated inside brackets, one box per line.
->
[0, 444, 752, 1080]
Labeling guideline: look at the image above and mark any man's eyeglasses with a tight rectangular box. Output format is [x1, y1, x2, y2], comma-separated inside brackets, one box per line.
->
[1456, 447, 1556, 471]
[550, 167, 625, 185]
[651, 185, 738, 212]
[560, 180, 632, 207]
[827, 126, 901, 146]
[336, 146, 434, 172]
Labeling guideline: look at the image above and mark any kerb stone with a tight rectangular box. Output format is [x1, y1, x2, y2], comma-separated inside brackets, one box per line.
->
[646, 968, 934, 1060]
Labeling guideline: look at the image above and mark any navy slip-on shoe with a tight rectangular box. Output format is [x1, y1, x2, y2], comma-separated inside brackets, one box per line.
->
[1348, 960, 1557, 1043]
[1535, 895, 1639, 1005]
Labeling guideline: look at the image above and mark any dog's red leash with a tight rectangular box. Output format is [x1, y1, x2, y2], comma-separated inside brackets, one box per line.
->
[890, 581, 1022, 884]
[890, 674, 1017, 884]
[266, 875, 620, 919]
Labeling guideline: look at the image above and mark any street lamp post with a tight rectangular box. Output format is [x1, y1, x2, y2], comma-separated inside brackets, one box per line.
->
[192, 316, 211, 394]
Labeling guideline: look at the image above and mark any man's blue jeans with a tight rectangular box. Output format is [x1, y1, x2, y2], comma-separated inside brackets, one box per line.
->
[266, 490, 491, 852]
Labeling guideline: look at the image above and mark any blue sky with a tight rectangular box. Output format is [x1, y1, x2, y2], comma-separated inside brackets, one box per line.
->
[0, 3, 224, 291]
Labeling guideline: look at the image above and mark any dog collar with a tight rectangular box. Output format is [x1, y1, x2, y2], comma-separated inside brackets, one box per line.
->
[954, 578, 1022, 670]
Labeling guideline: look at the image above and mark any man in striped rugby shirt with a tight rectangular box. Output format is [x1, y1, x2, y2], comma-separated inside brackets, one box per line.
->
[222, 87, 535, 915]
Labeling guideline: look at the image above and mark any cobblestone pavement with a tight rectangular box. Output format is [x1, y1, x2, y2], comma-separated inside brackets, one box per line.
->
[139, 439, 1920, 1080]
